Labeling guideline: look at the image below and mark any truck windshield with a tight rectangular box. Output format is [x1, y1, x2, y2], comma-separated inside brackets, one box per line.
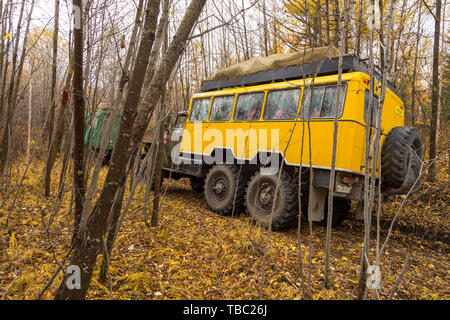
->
[189, 98, 210, 121]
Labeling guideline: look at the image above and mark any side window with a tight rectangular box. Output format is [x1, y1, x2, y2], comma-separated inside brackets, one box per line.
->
[175, 115, 187, 128]
[263, 88, 301, 120]
[301, 85, 346, 118]
[364, 91, 379, 126]
[189, 98, 210, 122]
[209, 95, 235, 121]
[234, 92, 265, 120]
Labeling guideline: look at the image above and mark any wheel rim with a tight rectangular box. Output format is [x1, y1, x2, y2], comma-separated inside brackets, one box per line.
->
[255, 182, 276, 215]
[210, 175, 229, 201]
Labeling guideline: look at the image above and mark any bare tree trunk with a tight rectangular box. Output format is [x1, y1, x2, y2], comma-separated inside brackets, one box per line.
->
[56, 0, 206, 300]
[54, 0, 162, 300]
[333, 1, 339, 41]
[324, 1, 346, 289]
[72, 0, 86, 242]
[356, 0, 363, 55]
[357, 0, 376, 299]
[436, 0, 446, 144]
[26, 69, 33, 163]
[150, 0, 170, 228]
[325, 0, 330, 45]
[410, 3, 422, 127]
[98, 0, 164, 283]
[391, 0, 407, 79]
[1, 0, 34, 174]
[0, 0, 13, 123]
[150, 90, 166, 227]
[343, 0, 349, 53]
[304, 0, 313, 47]
[78, 0, 145, 235]
[427, 0, 442, 182]
[106, 0, 208, 245]
[378, 0, 385, 69]
[132, 0, 207, 149]
[142, 0, 169, 99]
[272, 18, 279, 53]
[357, 0, 396, 299]
[262, 0, 269, 56]
[0, 0, 6, 114]
[0, 0, 26, 175]
[44, 65, 73, 197]
[241, 0, 250, 60]
[43, 0, 61, 196]
[47, 0, 60, 150]
[316, 0, 322, 46]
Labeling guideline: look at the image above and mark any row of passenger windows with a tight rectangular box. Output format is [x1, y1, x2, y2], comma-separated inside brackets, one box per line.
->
[189, 85, 346, 122]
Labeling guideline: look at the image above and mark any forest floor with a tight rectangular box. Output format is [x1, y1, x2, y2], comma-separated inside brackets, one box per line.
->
[0, 157, 448, 300]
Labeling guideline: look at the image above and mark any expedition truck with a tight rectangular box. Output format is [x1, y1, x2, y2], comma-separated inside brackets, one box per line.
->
[118, 48, 425, 230]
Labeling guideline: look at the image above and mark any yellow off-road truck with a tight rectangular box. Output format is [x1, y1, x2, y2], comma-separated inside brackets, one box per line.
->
[145, 48, 423, 229]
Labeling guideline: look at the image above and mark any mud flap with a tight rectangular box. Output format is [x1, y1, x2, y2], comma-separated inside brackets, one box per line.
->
[308, 185, 327, 222]
[355, 200, 374, 221]
[355, 201, 364, 221]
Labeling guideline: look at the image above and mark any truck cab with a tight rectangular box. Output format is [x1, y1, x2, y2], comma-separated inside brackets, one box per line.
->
[140, 111, 206, 191]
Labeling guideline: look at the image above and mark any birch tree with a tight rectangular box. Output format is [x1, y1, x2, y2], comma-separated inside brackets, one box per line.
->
[427, 0, 442, 182]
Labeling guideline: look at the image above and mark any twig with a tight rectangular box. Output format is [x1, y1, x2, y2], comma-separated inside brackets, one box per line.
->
[388, 254, 410, 300]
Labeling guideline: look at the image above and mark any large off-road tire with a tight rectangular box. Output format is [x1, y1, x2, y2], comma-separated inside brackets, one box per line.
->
[381, 126, 423, 190]
[190, 176, 204, 193]
[314, 197, 351, 227]
[245, 170, 298, 230]
[204, 165, 247, 216]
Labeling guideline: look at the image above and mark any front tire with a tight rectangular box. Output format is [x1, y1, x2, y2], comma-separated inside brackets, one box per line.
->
[204, 165, 246, 216]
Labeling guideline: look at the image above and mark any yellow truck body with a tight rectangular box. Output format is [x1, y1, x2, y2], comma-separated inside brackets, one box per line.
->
[180, 72, 404, 176]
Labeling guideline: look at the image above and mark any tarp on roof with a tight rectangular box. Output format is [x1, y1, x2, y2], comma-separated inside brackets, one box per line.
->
[207, 46, 341, 82]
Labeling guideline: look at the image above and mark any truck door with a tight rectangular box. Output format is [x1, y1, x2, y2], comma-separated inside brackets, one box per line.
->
[164, 113, 187, 170]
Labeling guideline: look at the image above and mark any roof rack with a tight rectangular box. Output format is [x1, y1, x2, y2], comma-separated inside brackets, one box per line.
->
[200, 56, 397, 94]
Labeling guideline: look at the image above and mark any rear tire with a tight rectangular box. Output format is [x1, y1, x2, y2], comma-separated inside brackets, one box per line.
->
[245, 170, 298, 230]
[314, 197, 350, 227]
[204, 165, 246, 216]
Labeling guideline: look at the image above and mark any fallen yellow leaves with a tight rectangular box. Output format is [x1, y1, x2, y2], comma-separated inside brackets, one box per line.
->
[1, 160, 449, 300]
